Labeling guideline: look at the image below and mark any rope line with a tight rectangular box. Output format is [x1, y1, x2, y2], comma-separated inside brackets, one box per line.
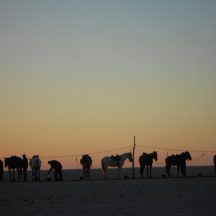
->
[136, 144, 216, 153]
[39, 145, 132, 159]
[1, 144, 215, 162]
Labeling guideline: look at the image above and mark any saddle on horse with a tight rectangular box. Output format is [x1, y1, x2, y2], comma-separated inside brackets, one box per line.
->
[111, 154, 120, 166]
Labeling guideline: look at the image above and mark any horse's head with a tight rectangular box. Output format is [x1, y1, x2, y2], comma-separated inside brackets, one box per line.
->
[128, 152, 133, 162]
[153, 151, 158, 161]
[33, 155, 39, 159]
[184, 151, 192, 160]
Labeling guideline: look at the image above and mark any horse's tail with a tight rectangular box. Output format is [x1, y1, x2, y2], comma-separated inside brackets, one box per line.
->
[101, 160, 106, 175]
[29, 159, 32, 169]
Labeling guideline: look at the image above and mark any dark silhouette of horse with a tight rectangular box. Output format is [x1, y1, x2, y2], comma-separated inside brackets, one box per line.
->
[4, 156, 23, 182]
[165, 151, 192, 177]
[80, 154, 92, 179]
[29, 155, 41, 181]
[214, 155, 216, 176]
[0, 160, 3, 180]
[139, 151, 158, 178]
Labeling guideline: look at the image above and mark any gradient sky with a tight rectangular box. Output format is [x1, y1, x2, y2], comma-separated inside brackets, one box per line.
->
[0, 0, 216, 169]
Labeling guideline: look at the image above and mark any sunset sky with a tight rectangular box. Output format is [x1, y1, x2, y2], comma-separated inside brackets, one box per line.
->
[0, 0, 216, 169]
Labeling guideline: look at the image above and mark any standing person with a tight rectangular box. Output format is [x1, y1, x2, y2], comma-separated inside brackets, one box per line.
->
[48, 160, 63, 181]
[0, 160, 3, 180]
[22, 154, 28, 181]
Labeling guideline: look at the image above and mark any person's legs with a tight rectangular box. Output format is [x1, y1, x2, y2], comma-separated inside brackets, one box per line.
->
[59, 168, 63, 181]
[23, 169, 27, 181]
[54, 169, 58, 180]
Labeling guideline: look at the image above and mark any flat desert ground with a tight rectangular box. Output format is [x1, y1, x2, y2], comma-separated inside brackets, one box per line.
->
[0, 167, 216, 216]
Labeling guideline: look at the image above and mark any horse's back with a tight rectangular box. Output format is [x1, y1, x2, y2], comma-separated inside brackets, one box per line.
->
[101, 156, 118, 167]
[139, 154, 153, 165]
[101, 156, 110, 163]
[6, 156, 23, 168]
[166, 155, 176, 165]
[31, 156, 41, 169]
[166, 154, 186, 166]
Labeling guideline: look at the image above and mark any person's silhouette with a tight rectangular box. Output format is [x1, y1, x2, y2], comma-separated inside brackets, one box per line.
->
[48, 160, 63, 181]
[22, 154, 28, 181]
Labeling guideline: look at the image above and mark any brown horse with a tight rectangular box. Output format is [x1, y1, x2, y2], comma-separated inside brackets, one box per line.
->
[80, 154, 92, 179]
[4, 156, 23, 182]
[139, 151, 158, 178]
[165, 151, 192, 177]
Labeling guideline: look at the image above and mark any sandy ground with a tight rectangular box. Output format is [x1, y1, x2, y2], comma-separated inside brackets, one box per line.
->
[0, 177, 215, 216]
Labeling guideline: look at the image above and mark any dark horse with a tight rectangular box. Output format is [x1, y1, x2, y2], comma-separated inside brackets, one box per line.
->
[165, 151, 192, 177]
[4, 156, 23, 182]
[139, 151, 158, 178]
[214, 155, 216, 176]
[80, 154, 92, 179]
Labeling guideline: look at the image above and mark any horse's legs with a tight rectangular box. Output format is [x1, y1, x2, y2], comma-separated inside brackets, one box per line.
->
[177, 166, 180, 177]
[59, 168, 63, 181]
[140, 166, 144, 178]
[83, 166, 90, 179]
[118, 166, 122, 179]
[18, 169, 22, 181]
[36, 168, 40, 181]
[85, 168, 88, 179]
[181, 165, 186, 177]
[86, 167, 90, 179]
[9, 169, 12, 182]
[33, 169, 36, 181]
[83, 168, 86, 179]
[147, 165, 152, 178]
[12, 169, 15, 181]
[117, 167, 120, 178]
[103, 168, 107, 178]
[82, 167, 85, 179]
[102, 163, 107, 178]
[150, 165, 152, 178]
[34, 169, 37, 181]
[146, 166, 149, 178]
[166, 164, 171, 177]
[88, 168, 90, 178]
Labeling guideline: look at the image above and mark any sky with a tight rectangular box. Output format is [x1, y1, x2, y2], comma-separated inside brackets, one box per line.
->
[0, 0, 216, 170]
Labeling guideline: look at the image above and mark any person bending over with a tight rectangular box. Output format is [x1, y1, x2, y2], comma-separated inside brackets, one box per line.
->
[48, 160, 63, 181]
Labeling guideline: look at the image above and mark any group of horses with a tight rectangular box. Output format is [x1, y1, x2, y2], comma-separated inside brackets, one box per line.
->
[3, 155, 41, 182]
[101, 151, 192, 178]
[1, 152, 216, 181]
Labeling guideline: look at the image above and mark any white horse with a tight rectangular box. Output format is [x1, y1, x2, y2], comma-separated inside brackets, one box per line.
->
[101, 152, 133, 178]
[29, 155, 41, 181]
